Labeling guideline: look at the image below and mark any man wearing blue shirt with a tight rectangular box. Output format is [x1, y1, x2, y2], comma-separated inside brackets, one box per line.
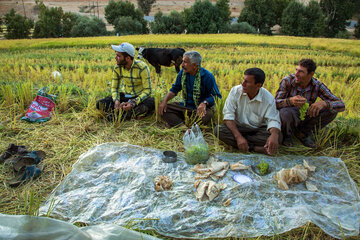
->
[158, 51, 222, 128]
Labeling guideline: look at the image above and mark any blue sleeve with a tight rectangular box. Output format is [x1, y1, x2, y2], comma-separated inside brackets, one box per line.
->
[204, 72, 222, 107]
[169, 70, 183, 95]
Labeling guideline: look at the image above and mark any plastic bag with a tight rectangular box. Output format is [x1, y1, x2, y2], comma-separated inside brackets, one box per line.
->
[21, 87, 56, 123]
[183, 123, 209, 164]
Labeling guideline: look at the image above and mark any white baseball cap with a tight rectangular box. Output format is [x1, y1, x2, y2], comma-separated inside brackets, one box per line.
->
[111, 42, 135, 57]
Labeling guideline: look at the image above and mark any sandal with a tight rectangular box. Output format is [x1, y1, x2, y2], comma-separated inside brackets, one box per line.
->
[8, 164, 43, 188]
[0, 144, 28, 163]
[13, 150, 46, 172]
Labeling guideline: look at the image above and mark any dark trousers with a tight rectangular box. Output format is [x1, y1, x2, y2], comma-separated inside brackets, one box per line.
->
[96, 95, 155, 121]
[161, 102, 213, 127]
[214, 124, 278, 150]
[279, 107, 337, 137]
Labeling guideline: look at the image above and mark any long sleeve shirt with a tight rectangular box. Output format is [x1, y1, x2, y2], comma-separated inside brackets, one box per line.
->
[169, 68, 222, 109]
[223, 85, 281, 131]
[275, 74, 345, 113]
[111, 60, 151, 104]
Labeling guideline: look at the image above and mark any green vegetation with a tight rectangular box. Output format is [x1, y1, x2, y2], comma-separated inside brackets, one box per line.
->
[150, 11, 185, 34]
[185, 144, 209, 165]
[4, 9, 33, 39]
[183, 0, 232, 33]
[137, 0, 156, 16]
[257, 159, 269, 175]
[281, 0, 325, 37]
[70, 15, 107, 37]
[104, 0, 148, 35]
[300, 103, 310, 121]
[33, 1, 77, 38]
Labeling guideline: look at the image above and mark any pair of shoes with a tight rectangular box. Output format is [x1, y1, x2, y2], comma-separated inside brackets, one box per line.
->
[13, 150, 46, 172]
[282, 136, 294, 147]
[0, 144, 28, 163]
[295, 131, 317, 148]
[8, 164, 43, 188]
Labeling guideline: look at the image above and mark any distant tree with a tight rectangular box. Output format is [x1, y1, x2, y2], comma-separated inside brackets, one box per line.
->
[105, 0, 148, 34]
[0, 17, 3, 33]
[33, 1, 76, 38]
[281, 0, 325, 37]
[320, 0, 354, 37]
[228, 22, 257, 34]
[334, 30, 351, 39]
[216, 0, 232, 27]
[4, 8, 34, 39]
[272, 0, 292, 25]
[238, 0, 276, 35]
[305, 0, 326, 37]
[150, 11, 184, 34]
[183, 0, 218, 33]
[183, 0, 231, 33]
[114, 16, 144, 35]
[281, 1, 306, 36]
[137, 0, 156, 16]
[355, 18, 360, 39]
[70, 15, 107, 37]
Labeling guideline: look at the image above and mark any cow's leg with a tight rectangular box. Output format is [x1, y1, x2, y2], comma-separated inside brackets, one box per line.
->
[174, 56, 182, 73]
[155, 65, 161, 74]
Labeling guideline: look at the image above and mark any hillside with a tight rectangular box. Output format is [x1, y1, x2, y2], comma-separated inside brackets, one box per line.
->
[0, 0, 245, 21]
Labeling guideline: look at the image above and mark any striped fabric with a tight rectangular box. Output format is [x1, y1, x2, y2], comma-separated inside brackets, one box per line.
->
[275, 74, 345, 113]
[111, 60, 151, 104]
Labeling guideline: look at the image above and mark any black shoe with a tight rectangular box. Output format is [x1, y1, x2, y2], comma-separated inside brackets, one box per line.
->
[0, 144, 27, 163]
[295, 132, 317, 149]
[282, 136, 294, 147]
[301, 136, 317, 148]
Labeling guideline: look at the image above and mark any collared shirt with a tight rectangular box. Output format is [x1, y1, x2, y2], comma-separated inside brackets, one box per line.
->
[169, 68, 222, 109]
[111, 60, 151, 104]
[223, 85, 281, 131]
[275, 74, 345, 113]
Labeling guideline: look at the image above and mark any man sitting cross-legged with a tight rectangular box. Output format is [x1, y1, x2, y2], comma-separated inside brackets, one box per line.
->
[158, 51, 221, 128]
[214, 68, 281, 155]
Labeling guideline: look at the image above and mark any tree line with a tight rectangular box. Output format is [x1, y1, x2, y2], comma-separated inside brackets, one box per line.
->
[1, 0, 360, 39]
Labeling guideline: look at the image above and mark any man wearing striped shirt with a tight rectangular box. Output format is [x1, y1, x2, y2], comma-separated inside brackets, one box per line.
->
[96, 42, 154, 121]
[275, 59, 345, 148]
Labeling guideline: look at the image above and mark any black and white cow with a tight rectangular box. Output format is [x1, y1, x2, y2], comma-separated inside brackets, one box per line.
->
[136, 47, 186, 74]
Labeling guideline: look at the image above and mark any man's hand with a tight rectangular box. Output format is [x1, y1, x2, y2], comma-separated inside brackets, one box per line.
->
[307, 100, 327, 118]
[158, 101, 167, 116]
[114, 100, 121, 111]
[235, 135, 249, 153]
[289, 95, 306, 107]
[120, 102, 132, 111]
[264, 129, 279, 155]
[196, 102, 207, 118]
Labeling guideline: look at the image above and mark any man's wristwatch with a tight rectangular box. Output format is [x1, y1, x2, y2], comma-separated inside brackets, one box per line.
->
[203, 100, 208, 106]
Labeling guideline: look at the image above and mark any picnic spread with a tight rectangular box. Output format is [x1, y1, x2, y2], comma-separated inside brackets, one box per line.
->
[39, 142, 360, 239]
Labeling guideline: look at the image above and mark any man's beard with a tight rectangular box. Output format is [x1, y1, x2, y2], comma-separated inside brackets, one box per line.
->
[118, 59, 127, 66]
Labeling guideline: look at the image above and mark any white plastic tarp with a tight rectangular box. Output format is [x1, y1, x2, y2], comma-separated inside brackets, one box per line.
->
[0, 213, 160, 240]
[38, 143, 360, 239]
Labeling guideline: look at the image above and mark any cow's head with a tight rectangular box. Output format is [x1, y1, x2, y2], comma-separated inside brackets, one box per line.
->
[136, 47, 145, 59]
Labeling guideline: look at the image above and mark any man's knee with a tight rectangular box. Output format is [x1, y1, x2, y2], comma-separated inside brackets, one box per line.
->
[213, 124, 229, 139]
[279, 107, 296, 120]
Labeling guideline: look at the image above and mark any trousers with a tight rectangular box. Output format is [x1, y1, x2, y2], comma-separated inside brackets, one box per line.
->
[279, 107, 337, 137]
[96, 95, 155, 121]
[161, 102, 214, 127]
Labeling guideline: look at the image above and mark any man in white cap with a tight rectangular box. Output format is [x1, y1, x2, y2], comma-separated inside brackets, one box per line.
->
[96, 42, 154, 121]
